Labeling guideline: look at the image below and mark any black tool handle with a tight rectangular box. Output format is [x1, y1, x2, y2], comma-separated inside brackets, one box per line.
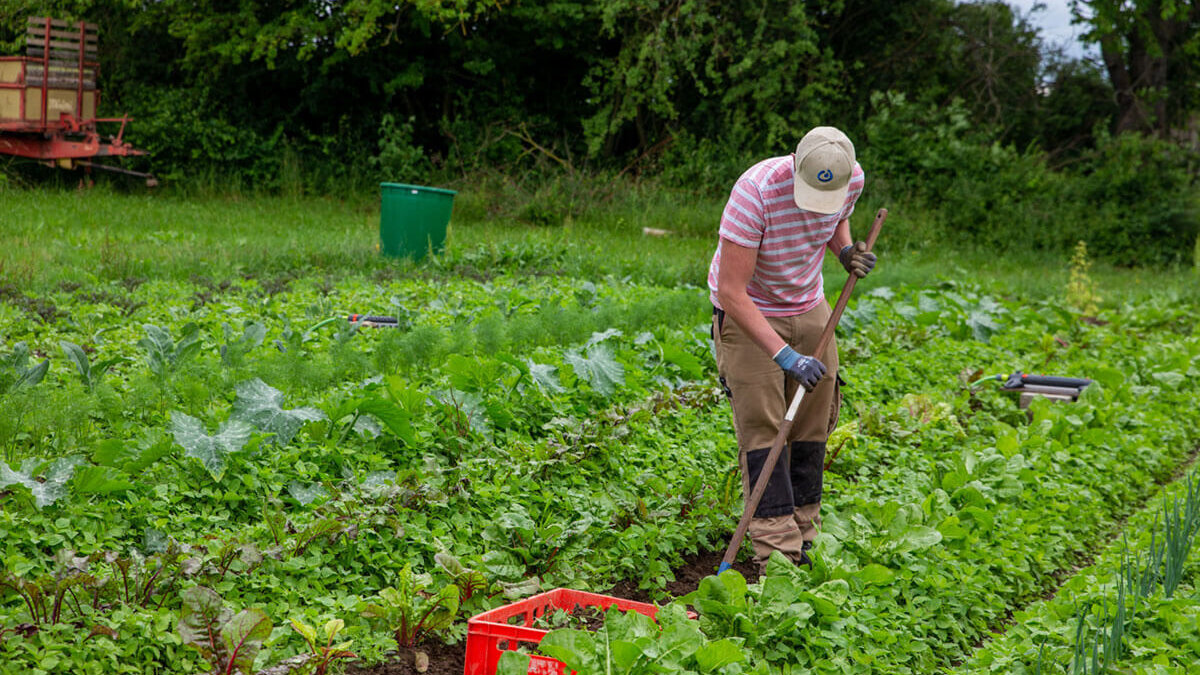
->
[348, 314, 399, 324]
[1004, 371, 1091, 389]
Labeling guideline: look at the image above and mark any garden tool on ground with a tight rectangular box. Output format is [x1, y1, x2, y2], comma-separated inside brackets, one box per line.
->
[347, 314, 401, 328]
[974, 370, 1092, 406]
[718, 208, 887, 574]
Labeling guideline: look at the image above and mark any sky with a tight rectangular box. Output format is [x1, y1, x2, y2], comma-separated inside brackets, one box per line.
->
[1005, 0, 1100, 60]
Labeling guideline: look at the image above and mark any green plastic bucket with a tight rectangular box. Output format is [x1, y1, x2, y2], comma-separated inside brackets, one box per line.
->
[379, 182, 457, 259]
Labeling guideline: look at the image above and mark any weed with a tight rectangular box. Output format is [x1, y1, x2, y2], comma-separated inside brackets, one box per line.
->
[1066, 241, 1101, 316]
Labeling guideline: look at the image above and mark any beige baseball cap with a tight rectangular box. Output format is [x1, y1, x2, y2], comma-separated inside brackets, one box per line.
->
[793, 126, 856, 215]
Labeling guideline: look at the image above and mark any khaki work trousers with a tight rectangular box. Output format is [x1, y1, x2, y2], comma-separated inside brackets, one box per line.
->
[713, 303, 840, 569]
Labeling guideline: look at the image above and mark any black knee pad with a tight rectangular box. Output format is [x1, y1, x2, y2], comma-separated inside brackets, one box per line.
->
[745, 446, 794, 518]
[790, 441, 826, 506]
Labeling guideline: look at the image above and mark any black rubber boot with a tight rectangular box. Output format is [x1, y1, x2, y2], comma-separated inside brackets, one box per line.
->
[799, 540, 814, 568]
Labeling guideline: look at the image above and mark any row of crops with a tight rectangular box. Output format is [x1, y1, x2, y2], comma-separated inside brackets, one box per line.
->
[964, 466, 1200, 674]
[1, 265, 1198, 674]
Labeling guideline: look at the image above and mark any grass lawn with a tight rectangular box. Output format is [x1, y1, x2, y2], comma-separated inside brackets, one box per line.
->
[2, 186, 1195, 304]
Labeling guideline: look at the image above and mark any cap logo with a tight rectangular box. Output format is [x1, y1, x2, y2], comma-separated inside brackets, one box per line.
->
[816, 169, 833, 183]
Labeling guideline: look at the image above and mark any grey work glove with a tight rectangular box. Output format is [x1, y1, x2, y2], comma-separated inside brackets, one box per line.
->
[838, 241, 877, 278]
[772, 345, 827, 392]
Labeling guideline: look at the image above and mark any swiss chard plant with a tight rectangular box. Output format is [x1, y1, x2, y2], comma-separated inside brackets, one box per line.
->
[178, 586, 273, 675]
[359, 565, 460, 651]
[289, 617, 357, 675]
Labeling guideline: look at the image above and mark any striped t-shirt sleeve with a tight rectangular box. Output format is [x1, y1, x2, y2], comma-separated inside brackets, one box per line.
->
[838, 171, 864, 222]
[718, 178, 765, 248]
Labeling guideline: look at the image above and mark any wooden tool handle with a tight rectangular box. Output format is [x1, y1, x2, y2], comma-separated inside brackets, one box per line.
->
[811, 208, 886, 362]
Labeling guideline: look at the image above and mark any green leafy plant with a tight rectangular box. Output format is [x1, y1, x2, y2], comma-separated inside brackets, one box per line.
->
[563, 332, 625, 397]
[289, 618, 357, 675]
[0, 456, 83, 509]
[0, 549, 97, 626]
[140, 323, 201, 380]
[58, 341, 125, 391]
[178, 586, 273, 675]
[360, 565, 460, 650]
[370, 114, 427, 182]
[434, 552, 487, 606]
[1066, 241, 1101, 317]
[1, 342, 48, 394]
[229, 378, 326, 446]
[169, 412, 254, 481]
[220, 321, 267, 367]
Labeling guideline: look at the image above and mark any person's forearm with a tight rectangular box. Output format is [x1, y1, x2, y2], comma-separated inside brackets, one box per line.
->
[826, 219, 852, 254]
[717, 287, 787, 358]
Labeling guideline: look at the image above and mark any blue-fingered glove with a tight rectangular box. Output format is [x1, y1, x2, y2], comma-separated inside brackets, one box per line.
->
[773, 345, 827, 392]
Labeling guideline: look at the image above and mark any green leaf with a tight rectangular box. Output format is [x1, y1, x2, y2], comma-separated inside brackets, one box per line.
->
[694, 639, 746, 671]
[72, 465, 135, 495]
[349, 394, 417, 446]
[951, 483, 989, 508]
[290, 618, 317, 647]
[498, 577, 541, 599]
[605, 608, 657, 642]
[287, 481, 328, 506]
[3, 341, 49, 393]
[610, 640, 644, 670]
[527, 360, 565, 395]
[565, 344, 625, 396]
[658, 622, 705, 664]
[661, 343, 705, 379]
[174, 323, 202, 363]
[856, 564, 895, 586]
[59, 340, 91, 383]
[139, 324, 174, 376]
[496, 650, 532, 675]
[0, 456, 83, 508]
[801, 579, 850, 618]
[1151, 371, 1185, 389]
[894, 525, 943, 554]
[140, 324, 200, 377]
[92, 439, 133, 469]
[434, 388, 492, 439]
[1091, 366, 1124, 390]
[178, 586, 232, 662]
[230, 378, 325, 445]
[759, 568, 799, 604]
[220, 608, 272, 675]
[539, 629, 599, 671]
[481, 550, 524, 580]
[126, 436, 174, 474]
[583, 328, 623, 349]
[170, 412, 253, 482]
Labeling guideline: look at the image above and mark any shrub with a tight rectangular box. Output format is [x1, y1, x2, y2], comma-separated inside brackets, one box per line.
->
[1066, 131, 1200, 266]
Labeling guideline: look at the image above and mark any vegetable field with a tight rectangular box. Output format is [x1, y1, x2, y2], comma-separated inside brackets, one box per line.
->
[2, 194, 1200, 675]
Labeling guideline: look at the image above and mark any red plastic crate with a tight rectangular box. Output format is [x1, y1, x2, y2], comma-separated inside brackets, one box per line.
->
[463, 588, 660, 675]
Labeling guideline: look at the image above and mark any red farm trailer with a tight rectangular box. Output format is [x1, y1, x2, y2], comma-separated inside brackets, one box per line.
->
[0, 17, 155, 184]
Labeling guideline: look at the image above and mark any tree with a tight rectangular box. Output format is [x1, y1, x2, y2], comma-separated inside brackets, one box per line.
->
[1074, 0, 1200, 135]
[581, 0, 843, 160]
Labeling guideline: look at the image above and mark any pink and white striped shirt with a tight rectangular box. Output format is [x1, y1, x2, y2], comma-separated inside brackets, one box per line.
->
[708, 155, 865, 316]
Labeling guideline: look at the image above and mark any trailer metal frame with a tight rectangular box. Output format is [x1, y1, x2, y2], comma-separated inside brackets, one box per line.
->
[0, 17, 153, 183]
